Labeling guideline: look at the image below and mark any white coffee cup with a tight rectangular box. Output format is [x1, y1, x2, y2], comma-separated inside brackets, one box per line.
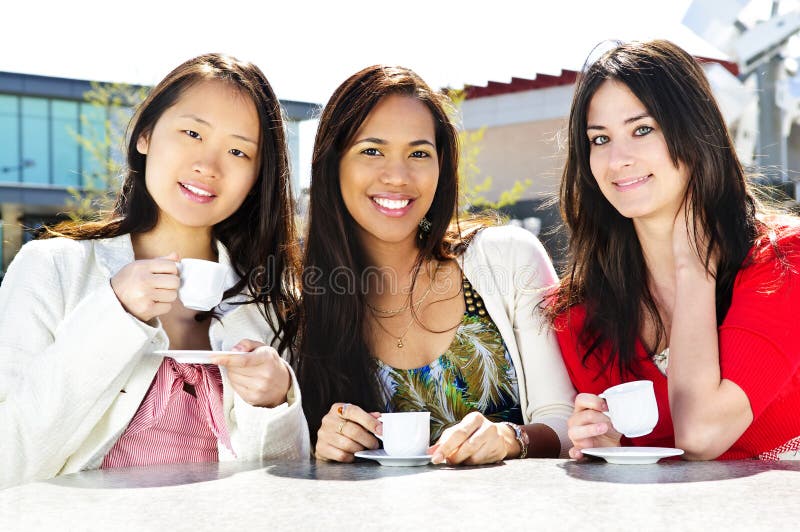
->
[377, 412, 431, 457]
[176, 259, 229, 311]
[599, 380, 658, 438]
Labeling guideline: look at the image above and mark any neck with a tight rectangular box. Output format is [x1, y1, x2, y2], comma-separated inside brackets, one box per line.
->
[132, 215, 217, 261]
[361, 236, 423, 292]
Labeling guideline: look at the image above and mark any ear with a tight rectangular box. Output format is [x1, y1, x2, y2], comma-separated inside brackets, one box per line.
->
[136, 134, 149, 155]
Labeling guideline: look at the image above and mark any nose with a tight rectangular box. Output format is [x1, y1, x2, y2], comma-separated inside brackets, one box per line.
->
[607, 138, 635, 171]
[380, 157, 410, 186]
[191, 149, 220, 179]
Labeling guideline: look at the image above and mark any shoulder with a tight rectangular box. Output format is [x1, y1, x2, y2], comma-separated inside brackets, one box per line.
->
[9, 237, 91, 270]
[466, 225, 551, 264]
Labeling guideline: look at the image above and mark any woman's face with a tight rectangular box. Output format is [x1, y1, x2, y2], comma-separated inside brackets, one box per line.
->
[586, 79, 689, 223]
[137, 79, 261, 230]
[338, 94, 439, 251]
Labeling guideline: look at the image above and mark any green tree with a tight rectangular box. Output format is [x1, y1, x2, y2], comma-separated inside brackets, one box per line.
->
[66, 82, 149, 221]
[448, 89, 532, 212]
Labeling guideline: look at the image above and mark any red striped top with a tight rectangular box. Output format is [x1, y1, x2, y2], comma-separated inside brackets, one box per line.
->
[101, 358, 233, 468]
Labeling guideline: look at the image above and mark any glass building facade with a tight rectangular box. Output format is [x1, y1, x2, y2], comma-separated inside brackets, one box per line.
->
[0, 93, 116, 187]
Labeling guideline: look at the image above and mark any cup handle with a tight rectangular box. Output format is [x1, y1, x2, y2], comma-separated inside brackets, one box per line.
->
[598, 393, 613, 423]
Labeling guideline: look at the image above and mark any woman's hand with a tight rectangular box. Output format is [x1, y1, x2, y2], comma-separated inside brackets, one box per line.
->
[315, 403, 382, 462]
[212, 339, 291, 408]
[567, 393, 622, 459]
[672, 196, 716, 278]
[110, 252, 181, 322]
[429, 411, 517, 465]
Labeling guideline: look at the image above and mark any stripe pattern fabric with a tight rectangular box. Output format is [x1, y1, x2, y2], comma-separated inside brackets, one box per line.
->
[101, 358, 232, 468]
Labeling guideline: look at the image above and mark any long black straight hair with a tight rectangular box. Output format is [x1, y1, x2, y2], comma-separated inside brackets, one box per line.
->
[293, 65, 479, 441]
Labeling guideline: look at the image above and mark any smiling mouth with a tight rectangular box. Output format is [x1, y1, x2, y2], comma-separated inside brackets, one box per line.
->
[180, 182, 216, 197]
[613, 174, 652, 189]
[372, 197, 411, 210]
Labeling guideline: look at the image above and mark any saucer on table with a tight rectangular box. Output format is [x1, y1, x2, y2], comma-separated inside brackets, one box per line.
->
[581, 447, 684, 465]
[354, 449, 432, 467]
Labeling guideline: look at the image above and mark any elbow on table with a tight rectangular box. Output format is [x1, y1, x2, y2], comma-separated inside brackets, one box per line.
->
[674, 428, 727, 461]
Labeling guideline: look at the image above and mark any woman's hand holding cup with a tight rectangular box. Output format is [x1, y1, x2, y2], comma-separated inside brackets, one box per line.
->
[567, 392, 622, 459]
[315, 403, 382, 462]
[110, 252, 181, 322]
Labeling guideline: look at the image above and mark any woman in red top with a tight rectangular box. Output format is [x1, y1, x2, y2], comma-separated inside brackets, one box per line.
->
[550, 39, 800, 461]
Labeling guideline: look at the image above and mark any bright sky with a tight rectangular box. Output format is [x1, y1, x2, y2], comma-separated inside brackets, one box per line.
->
[3, 0, 733, 105]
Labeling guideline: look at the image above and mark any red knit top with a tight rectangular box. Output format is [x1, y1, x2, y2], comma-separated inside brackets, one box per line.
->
[555, 231, 800, 460]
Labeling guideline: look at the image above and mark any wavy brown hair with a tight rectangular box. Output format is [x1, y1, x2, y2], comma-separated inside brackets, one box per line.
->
[44, 53, 299, 353]
[549, 40, 763, 378]
[293, 65, 483, 441]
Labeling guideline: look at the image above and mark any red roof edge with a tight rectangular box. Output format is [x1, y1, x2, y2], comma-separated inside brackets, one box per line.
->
[462, 57, 739, 99]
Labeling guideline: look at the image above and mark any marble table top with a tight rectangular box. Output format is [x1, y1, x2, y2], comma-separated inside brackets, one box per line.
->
[2, 458, 799, 531]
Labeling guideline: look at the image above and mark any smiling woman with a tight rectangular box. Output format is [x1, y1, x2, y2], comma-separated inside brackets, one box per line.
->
[0, 53, 309, 488]
[293, 65, 575, 466]
[550, 39, 800, 463]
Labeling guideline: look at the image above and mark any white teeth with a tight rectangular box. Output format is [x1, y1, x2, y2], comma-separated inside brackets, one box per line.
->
[373, 197, 409, 210]
[615, 175, 649, 187]
[182, 183, 214, 197]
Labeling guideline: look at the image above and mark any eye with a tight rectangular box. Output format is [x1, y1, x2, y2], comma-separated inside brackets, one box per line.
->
[184, 130, 201, 139]
[634, 125, 654, 136]
[229, 148, 248, 158]
[410, 150, 430, 159]
[361, 147, 382, 156]
[590, 135, 609, 146]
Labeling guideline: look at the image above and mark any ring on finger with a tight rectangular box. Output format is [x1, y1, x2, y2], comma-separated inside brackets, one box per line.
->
[337, 402, 351, 419]
[337, 420, 347, 434]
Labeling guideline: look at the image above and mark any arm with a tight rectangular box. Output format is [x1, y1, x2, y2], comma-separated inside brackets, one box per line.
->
[211, 306, 310, 461]
[0, 241, 162, 487]
[509, 228, 577, 457]
[667, 207, 760, 460]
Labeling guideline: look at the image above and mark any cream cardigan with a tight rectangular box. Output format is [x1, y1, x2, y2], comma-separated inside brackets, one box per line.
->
[0, 234, 309, 488]
[460, 226, 575, 455]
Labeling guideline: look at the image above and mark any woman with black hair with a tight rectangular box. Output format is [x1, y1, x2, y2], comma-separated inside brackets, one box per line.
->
[295, 65, 574, 465]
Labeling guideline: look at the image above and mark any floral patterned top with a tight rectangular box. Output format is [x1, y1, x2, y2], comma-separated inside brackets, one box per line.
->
[375, 277, 523, 442]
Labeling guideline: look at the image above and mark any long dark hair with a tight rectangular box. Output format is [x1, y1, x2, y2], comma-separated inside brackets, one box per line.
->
[550, 40, 762, 378]
[293, 65, 473, 440]
[44, 53, 299, 353]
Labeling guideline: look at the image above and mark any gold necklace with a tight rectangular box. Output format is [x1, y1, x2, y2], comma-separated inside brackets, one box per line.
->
[369, 308, 416, 349]
[366, 261, 440, 316]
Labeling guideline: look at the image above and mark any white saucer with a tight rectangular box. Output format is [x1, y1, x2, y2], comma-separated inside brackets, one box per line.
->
[354, 449, 432, 467]
[149, 350, 244, 364]
[582, 446, 684, 465]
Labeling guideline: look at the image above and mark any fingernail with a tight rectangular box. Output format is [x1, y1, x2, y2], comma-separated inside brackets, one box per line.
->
[432, 452, 444, 464]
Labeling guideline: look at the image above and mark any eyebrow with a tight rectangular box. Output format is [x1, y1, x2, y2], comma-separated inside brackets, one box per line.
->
[353, 137, 436, 148]
[179, 114, 258, 146]
[587, 112, 651, 131]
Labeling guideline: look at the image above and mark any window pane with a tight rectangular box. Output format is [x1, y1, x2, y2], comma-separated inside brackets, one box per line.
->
[0, 95, 20, 183]
[79, 103, 108, 188]
[21, 97, 50, 184]
[51, 100, 80, 187]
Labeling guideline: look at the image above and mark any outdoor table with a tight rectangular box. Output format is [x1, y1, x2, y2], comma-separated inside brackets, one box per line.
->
[2, 458, 798, 530]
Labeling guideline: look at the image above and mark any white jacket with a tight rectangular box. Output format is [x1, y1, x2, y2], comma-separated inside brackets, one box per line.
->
[460, 226, 575, 455]
[0, 234, 310, 488]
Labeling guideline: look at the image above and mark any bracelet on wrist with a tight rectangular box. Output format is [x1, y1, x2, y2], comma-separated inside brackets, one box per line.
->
[502, 421, 529, 459]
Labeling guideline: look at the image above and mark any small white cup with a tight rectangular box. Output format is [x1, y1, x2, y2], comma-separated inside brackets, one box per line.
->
[599, 380, 658, 438]
[176, 259, 229, 311]
[377, 412, 430, 457]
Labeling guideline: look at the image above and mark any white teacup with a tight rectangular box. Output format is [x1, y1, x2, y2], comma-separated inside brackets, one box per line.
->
[377, 412, 430, 457]
[599, 380, 658, 438]
[176, 259, 229, 311]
